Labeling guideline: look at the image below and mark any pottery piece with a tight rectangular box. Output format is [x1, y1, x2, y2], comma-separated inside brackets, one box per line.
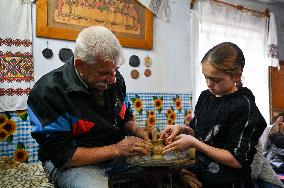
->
[151, 139, 164, 160]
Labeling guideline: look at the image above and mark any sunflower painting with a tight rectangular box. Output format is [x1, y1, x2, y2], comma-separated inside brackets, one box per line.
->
[0, 114, 7, 126]
[131, 94, 143, 115]
[184, 110, 193, 126]
[146, 109, 156, 127]
[0, 113, 17, 144]
[153, 96, 163, 113]
[165, 107, 176, 125]
[16, 110, 28, 121]
[13, 141, 28, 163]
[0, 129, 9, 142]
[173, 95, 182, 113]
[127, 92, 193, 131]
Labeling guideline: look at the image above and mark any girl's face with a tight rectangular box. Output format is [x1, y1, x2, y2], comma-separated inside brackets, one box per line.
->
[202, 61, 238, 97]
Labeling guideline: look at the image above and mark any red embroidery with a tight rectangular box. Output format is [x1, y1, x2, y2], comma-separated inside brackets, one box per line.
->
[0, 38, 32, 47]
[119, 103, 126, 119]
[0, 88, 31, 96]
[0, 51, 33, 83]
[72, 119, 95, 136]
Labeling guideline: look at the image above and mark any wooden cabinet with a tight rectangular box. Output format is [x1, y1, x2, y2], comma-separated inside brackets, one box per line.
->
[269, 61, 284, 124]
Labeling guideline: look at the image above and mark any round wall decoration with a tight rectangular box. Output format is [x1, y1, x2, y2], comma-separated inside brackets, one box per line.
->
[129, 55, 140, 67]
[59, 48, 74, 63]
[130, 69, 139, 79]
[144, 69, 152, 77]
[42, 48, 53, 59]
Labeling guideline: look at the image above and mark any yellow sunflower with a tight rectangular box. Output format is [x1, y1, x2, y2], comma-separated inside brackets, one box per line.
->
[167, 119, 174, 125]
[3, 119, 17, 135]
[169, 112, 177, 121]
[154, 99, 163, 109]
[134, 98, 143, 111]
[185, 114, 192, 125]
[0, 129, 9, 142]
[149, 110, 155, 116]
[0, 114, 7, 126]
[13, 149, 28, 163]
[175, 98, 182, 110]
[166, 108, 173, 117]
[147, 116, 157, 127]
[16, 110, 26, 115]
[187, 110, 192, 116]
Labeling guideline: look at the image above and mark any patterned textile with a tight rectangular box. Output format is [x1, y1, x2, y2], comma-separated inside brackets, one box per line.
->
[267, 13, 280, 69]
[0, 111, 39, 163]
[137, 0, 172, 21]
[127, 92, 193, 131]
[0, 157, 54, 188]
[0, 0, 34, 111]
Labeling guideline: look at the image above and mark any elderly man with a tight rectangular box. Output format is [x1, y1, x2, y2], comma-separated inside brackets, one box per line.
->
[28, 26, 151, 188]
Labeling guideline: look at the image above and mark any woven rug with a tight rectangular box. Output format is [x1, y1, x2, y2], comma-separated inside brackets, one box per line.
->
[0, 0, 34, 112]
[0, 157, 54, 188]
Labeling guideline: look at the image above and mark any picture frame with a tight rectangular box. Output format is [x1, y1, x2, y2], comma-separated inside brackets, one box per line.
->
[36, 0, 153, 49]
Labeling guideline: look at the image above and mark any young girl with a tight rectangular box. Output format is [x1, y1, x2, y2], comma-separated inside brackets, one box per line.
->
[161, 42, 267, 188]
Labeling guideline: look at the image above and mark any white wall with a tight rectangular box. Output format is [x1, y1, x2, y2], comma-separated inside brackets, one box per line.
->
[31, 0, 192, 93]
[31, 0, 284, 119]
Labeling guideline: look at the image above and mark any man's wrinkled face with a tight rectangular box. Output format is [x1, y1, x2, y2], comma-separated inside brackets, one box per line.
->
[75, 57, 119, 91]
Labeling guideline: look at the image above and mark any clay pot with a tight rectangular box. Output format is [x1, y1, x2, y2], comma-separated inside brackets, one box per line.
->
[151, 139, 164, 160]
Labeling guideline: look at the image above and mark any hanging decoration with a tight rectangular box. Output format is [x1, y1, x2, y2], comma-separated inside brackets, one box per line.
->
[58, 48, 74, 63]
[42, 41, 53, 59]
[0, 0, 34, 111]
[144, 55, 152, 67]
[137, 0, 172, 22]
[267, 13, 280, 69]
[129, 55, 140, 67]
[130, 69, 140, 79]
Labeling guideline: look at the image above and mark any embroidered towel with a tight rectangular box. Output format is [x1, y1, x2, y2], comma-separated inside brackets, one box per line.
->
[137, 0, 171, 22]
[0, 0, 34, 111]
[267, 13, 280, 69]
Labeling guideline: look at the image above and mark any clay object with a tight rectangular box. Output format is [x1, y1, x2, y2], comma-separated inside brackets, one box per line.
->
[144, 56, 152, 67]
[144, 69, 152, 77]
[129, 55, 140, 67]
[59, 48, 74, 63]
[151, 139, 164, 160]
[130, 69, 139, 79]
[42, 48, 53, 59]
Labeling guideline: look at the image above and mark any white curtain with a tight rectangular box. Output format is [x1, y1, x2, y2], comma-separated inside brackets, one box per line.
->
[190, 1, 270, 123]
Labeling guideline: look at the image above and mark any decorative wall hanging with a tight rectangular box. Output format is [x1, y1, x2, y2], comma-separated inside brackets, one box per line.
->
[42, 41, 53, 59]
[267, 13, 279, 69]
[130, 69, 139, 79]
[137, 0, 171, 22]
[36, 0, 153, 49]
[144, 55, 152, 67]
[0, 0, 34, 112]
[129, 55, 140, 67]
[144, 69, 152, 77]
[58, 48, 73, 63]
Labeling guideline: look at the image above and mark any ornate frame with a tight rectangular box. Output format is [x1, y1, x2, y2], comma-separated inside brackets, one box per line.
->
[36, 0, 153, 49]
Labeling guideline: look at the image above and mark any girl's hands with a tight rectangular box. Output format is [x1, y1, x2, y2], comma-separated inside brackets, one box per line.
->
[160, 125, 183, 145]
[163, 134, 198, 154]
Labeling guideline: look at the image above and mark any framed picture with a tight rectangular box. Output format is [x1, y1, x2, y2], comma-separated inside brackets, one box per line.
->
[36, 0, 153, 49]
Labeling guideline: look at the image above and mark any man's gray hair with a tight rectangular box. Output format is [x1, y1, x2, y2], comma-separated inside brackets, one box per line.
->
[74, 26, 123, 64]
